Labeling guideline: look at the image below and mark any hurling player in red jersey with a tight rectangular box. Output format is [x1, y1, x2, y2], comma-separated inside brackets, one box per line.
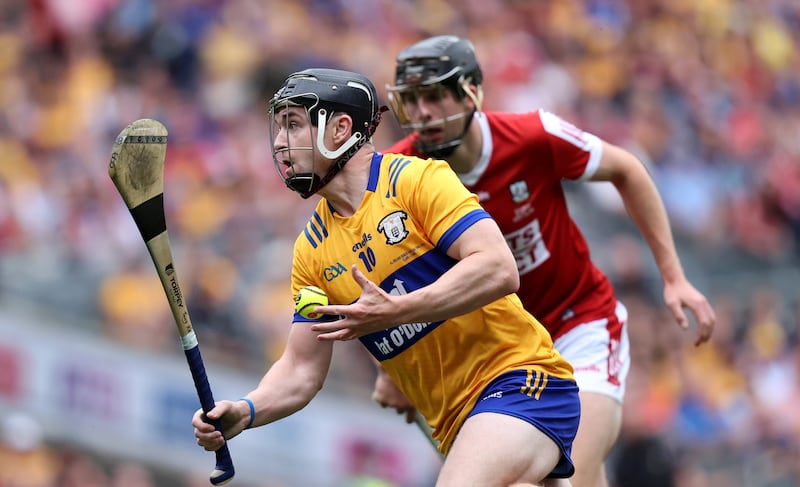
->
[373, 35, 716, 487]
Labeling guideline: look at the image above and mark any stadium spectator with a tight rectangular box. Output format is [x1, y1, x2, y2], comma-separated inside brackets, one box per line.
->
[0, 1, 799, 485]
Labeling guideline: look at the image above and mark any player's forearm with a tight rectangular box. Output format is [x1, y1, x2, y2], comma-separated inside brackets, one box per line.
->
[400, 245, 519, 324]
[614, 161, 686, 283]
[245, 358, 325, 427]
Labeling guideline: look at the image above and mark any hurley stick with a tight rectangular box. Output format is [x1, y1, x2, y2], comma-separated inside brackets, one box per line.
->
[108, 119, 235, 485]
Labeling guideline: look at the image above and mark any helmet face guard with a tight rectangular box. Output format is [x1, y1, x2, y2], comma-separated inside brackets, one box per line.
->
[268, 68, 385, 198]
[387, 36, 484, 158]
[268, 96, 323, 199]
[387, 80, 480, 158]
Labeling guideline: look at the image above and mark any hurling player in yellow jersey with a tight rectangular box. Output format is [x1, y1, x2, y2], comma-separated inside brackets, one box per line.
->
[192, 68, 580, 486]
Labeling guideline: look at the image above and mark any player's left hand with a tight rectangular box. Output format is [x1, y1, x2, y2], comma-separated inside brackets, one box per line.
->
[310, 265, 399, 341]
[663, 279, 716, 346]
[373, 368, 417, 423]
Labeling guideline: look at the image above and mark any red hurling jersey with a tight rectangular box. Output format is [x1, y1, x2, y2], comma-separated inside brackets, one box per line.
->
[385, 110, 617, 338]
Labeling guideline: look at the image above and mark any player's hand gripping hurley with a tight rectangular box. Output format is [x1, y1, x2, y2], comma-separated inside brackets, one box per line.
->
[108, 119, 235, 485]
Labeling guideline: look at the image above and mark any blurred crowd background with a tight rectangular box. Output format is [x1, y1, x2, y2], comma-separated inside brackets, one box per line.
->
[1, 0, 799, 486]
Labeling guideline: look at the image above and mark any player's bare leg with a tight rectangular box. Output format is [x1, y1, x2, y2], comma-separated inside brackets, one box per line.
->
[437, 412, 564, 487]
[569, 391, 622, 487]
[512, 479, 572, 487]
[544, 480, 572, 487]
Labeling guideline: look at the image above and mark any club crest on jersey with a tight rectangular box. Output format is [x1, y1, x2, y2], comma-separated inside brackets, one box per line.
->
[377, 211, 409, 245]
[509, 181, 530, 203]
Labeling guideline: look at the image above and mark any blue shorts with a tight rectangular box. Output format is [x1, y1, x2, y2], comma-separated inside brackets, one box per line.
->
[466, 369, 580, 479]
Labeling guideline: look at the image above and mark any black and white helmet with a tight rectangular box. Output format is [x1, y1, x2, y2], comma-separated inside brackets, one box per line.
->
[269, 68, 385, 198]
[387, 36, 484, 158]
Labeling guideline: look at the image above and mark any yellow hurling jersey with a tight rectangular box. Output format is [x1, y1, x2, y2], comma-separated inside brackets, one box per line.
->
[291, 152, 574, 453]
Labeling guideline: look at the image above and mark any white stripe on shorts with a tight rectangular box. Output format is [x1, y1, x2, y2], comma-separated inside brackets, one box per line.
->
[552, 301, 630, 403]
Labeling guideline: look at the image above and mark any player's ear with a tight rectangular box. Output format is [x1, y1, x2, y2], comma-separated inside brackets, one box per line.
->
[331, 113, 354, 143]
